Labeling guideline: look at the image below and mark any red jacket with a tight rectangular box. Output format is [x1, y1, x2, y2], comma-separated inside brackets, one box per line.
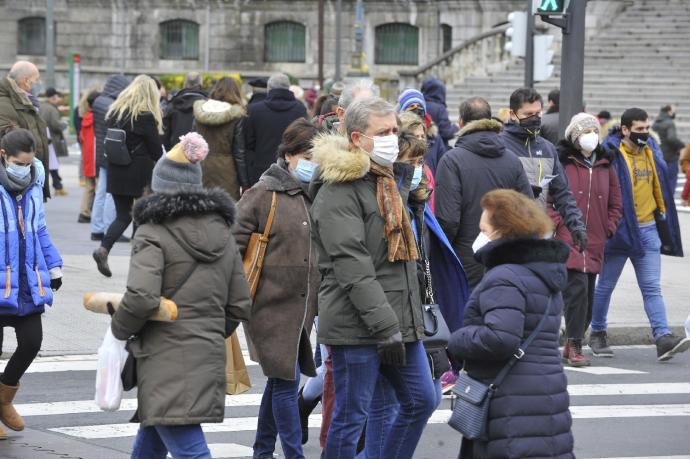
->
[79, 110, 96, 177]
[548, 141, 623, 273]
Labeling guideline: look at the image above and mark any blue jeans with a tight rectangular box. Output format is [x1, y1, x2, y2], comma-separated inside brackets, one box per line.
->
[325, 341, 436, 459]
[592, 224, 671, 340]
[91, 167, 116, 234]
[131, 424, 211, 459]
[254, 364, 304, 459]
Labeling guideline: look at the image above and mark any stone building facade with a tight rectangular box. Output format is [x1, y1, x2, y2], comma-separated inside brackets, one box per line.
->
[0, 0, 530, 89]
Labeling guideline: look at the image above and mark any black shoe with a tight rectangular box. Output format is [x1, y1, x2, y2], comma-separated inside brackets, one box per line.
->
[92, 247, 112, 278]
[298, 386, 321, 445]
[589, 330, 614, 357]
[91, 233, 104, 241]
[116, 235, 130, 243]
[78, 214, 91, 224]
[656, 334, 690, 361]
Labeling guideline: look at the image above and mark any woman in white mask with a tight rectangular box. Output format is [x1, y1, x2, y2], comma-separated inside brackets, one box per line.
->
[547, 113, 623, 367]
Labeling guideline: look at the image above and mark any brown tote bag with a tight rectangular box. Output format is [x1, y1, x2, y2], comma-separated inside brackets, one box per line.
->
[226, 192, 278, 394]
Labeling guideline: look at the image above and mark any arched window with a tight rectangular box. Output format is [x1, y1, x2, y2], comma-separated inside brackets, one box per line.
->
[18, 17, 53, 56]
[264, 21, 306, 63]
[375, 23, 419, 65]
[442, 24, 453, 53]
[160, 20, 199, 60]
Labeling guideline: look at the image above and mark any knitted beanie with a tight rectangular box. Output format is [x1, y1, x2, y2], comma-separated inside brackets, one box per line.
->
[565, 112, 600, 143]
[398, 88, 427, 113]
[151, 132, 209, 194]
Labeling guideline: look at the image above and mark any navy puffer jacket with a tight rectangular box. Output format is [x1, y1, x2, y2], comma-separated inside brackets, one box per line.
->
[448, 238, 574, 459]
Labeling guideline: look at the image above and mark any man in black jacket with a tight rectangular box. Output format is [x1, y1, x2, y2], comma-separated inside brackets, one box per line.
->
[435, 97, 533, 288]
[162, 72, 207, 150]
[652, 104, 685, 192]
[244, 73, 307, 185]
[91, 74, 129, 241]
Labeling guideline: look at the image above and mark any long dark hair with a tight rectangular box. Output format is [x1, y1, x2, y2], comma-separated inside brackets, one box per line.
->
[0, 127, 36, 157]
[210, 77, 244, 106]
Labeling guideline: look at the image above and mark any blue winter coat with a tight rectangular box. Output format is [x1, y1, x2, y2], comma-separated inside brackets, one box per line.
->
[448, 238, 574, 459]
[0, 159, 62, 316]
[420, 77, 458, 144]
[423, 131, 447, 177]
[602, 127, 683, 258]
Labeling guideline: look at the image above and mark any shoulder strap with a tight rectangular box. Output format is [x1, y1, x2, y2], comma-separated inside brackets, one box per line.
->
[263, 192, 278, 238]
[491, 294, 554, 389]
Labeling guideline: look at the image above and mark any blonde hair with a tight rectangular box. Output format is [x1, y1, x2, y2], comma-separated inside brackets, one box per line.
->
[106, 75, 163, 134]
[481, 190, 553, 240]
[398, 111, 427, 136]
[78, 87, 98, 117]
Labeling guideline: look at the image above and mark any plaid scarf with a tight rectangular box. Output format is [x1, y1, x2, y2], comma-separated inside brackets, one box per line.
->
[369, 162, 419, 262]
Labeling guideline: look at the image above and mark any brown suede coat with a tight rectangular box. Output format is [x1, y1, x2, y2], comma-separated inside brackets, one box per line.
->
[193, 99, 245, 200]
[233, 161, 318, 380]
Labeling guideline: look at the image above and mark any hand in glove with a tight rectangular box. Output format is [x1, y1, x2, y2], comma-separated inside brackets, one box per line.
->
[377, 331, 406, 366]
[571, 229, 589, 253]
[50, 277, 62, 291]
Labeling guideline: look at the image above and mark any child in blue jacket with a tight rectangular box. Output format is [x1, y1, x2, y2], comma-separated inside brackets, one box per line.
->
[0, 127, 62, 440]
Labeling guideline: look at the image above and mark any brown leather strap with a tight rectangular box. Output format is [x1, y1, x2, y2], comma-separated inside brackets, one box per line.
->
[262, 192, 277, 239]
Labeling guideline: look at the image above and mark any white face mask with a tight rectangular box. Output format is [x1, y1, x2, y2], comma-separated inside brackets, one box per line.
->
[578, 132, 599, 153]
[472, 230, 497, 253]
[362, 134, 399, 167]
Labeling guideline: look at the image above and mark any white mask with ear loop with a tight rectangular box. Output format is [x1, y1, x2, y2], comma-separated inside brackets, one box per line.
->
[472, 230, 498, 253]
[578, 132, 599, 153]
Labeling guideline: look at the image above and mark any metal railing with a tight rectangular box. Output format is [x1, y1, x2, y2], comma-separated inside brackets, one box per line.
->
[398, 25, 510, 88]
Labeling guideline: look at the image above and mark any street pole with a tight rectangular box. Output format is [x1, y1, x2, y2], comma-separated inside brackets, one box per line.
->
[525, 0, 535, 88]
[46, 0, 55, 89]
[557, 0, 587, 138]
[204, 2, 210, 72]
[318, 0, 324, 90]
[335, 0, 342, 81]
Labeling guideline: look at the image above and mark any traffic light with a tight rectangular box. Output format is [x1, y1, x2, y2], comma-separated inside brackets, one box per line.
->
[505, 11, 527, 58]
[536, 0, 569, 15]
[533, 34, 555, 81]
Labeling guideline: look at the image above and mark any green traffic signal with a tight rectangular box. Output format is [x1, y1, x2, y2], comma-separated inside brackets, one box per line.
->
[538, 0, 567, 14]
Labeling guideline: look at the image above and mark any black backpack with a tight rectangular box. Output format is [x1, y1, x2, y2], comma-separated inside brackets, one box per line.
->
[104, 128, 132, 166]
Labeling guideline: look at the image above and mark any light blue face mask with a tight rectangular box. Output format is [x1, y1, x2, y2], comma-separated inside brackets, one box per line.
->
[410, 166, 423, 191]
[295, 159, 316, 183]
[6, 163, 31, 180]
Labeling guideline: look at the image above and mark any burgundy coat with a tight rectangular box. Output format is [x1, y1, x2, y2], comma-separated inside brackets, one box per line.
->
[548, 140, 623, 273]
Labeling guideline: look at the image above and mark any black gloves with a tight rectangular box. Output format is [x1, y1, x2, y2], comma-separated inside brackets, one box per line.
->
[571, 229, 589, 253]
[377, 331, 406, 366]
[50, 277, 62, 291]
[226, 320, 240, 337]
[106, 302, 116, 316]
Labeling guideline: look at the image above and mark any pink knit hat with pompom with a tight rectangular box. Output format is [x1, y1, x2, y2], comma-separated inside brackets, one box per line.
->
[151, 132, 209, 193]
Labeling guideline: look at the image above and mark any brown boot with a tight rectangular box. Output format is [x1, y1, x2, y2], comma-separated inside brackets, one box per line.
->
[0, 383, 24, 431]
[0, 423, 6, 440]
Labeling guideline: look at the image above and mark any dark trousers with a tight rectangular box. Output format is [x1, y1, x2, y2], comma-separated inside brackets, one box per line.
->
[49, 170, 63, 190]
[0, 314, 42, 386]
[668, 159, 679, 195]
[102, 194, 135, 252]
[562, 269, 597, 340]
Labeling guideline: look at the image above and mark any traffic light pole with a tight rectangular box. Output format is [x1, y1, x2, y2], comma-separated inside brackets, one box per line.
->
[544, 0, 587, 138]
[525, 0, 535, 88]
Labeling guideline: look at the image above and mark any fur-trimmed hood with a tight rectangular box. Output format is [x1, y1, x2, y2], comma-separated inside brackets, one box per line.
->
[478, 238, 569, 292]
[311, 133, 370, 184]
[454, 118, 506, 159]
[458, 118, 503, 137]
[193, 99, 246, 126]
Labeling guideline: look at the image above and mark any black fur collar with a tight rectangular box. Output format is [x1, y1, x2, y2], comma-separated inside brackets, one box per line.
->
[133, 189, 236, 226]
[479, 238, 569, 270]
[556, 139, 614, 166]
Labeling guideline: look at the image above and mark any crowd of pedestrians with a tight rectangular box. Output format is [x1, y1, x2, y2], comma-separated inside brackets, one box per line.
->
[0, 58, 688, 458]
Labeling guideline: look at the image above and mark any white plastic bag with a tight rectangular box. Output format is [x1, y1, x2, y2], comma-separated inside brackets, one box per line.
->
[94, 327, 128, 411]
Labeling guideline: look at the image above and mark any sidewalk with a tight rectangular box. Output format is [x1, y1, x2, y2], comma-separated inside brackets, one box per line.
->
[2, 152, 689, 356]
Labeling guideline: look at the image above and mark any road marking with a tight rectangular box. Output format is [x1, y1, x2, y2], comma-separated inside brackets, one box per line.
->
[567, 383, 690, 396]
[564, 366, 647, 375]
[48, 404, 690, 439]
[17, 393, 264, 417]
[589, 456, 690, 459]
[208, 443, 255, 458]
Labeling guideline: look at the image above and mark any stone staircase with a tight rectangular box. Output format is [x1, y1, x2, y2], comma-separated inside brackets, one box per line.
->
[445, 0, 690, 140]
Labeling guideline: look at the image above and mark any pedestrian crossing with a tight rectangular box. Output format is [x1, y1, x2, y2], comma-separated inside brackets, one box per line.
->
[675, 175, 688, 212]
[3, 349, 690, 458]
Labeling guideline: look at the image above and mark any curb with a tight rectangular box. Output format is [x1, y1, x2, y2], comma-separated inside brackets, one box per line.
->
[560, 326, 687, 346]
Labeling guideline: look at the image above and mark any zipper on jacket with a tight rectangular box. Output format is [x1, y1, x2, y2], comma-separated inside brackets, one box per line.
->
[15, 194, 25, 239]
[583, 167, 593, 273]
[0, 197, 10, 298]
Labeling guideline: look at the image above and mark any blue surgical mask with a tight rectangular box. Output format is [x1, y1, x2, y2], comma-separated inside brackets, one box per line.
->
[294, 159, 316, 183]
[6, 163, 31, 180]
[410, 166, 423, 191]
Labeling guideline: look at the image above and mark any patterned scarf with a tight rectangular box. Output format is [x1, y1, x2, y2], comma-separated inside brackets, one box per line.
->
[369, 161, 419, 262]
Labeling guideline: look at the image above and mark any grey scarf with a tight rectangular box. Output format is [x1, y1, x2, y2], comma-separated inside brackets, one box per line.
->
[0, 165, 33, 193]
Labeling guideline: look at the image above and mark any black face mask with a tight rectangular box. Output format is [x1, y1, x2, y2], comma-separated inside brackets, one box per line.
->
[410, 107, 425, 120]
[670, 113, 676, 120]
[517, 114, 542, 135]
[629, 131, 649, 147]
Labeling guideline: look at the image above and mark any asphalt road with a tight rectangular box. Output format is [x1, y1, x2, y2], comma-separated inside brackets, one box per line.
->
[0, 346, 688, 459]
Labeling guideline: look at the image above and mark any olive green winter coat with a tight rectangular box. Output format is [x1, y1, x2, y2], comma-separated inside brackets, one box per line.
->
[111, 189, 251, 427]
[0, 77, 50, 197]
[309, 134, 425, 346]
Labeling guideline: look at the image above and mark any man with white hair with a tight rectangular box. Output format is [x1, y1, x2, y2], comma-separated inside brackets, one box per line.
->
[310, 96, 436, 458]
[244, 73, 307, 185]
[0, 61, 50, 197]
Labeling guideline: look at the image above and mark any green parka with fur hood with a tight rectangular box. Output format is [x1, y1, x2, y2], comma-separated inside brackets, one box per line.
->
[309, 134, 424, 346]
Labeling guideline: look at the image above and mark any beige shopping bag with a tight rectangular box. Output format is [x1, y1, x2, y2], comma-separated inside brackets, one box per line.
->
[225, 331, 251, 395]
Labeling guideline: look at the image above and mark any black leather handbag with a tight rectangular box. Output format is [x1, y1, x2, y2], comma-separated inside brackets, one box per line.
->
[448, 295, 554, 440]
[104, 128, 132, 166]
